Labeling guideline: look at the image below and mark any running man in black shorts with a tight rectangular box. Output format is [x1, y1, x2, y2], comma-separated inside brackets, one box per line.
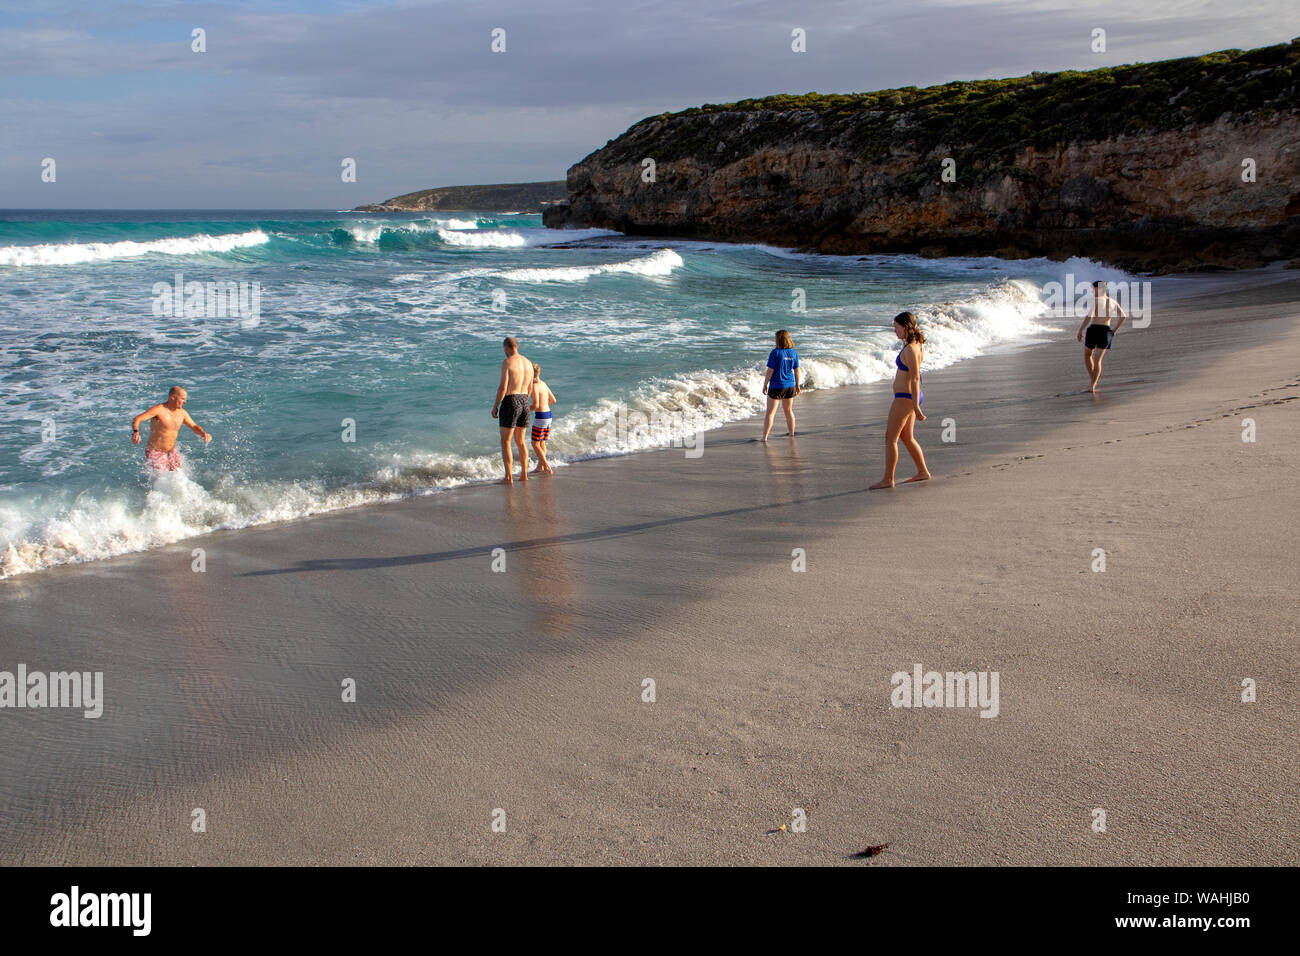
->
[1076, 280, 1128, 394]
[492, 336, 535, 484]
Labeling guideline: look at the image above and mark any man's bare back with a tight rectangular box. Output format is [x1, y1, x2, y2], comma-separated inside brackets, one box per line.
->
[1085, 293, 1127, 328]
[501, 352, 533, 395]
[530, 377, 554, 413]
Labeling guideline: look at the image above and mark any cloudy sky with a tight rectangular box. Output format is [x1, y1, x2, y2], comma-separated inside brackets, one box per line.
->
[2, 0, 1294, 208]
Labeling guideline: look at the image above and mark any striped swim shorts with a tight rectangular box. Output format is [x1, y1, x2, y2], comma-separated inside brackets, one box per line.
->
[531, 411, 553, 442]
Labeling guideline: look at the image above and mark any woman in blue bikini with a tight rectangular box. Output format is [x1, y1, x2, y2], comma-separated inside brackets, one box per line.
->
[870, 312, 931, 489]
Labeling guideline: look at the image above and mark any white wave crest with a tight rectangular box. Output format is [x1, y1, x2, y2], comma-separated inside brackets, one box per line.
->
[347, 223, 386, 243]
[0, 230, 270, 267]
[798, 278, 1052, 390]
[435, 226, 620, 249]
[493, 248, 684, 282]
[346, 217, 480, 243]
[0, 470, 393, 578]
[547, 277, 1049, 458]
[436, 227, 530, 248]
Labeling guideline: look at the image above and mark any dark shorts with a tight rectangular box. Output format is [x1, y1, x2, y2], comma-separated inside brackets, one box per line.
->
[768, 386, 797, 400]
[498, 394, 530, 429]
[1084, 324, 1114, 350]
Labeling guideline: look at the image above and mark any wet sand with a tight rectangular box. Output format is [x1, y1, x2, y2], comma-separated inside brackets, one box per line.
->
[1, 268, 1298, 864]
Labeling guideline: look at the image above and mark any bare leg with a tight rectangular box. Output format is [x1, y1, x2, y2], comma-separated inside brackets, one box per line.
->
[532, 440, 552, 474]
[782, 398, 796, 436]
[513, 427, 529, 481]
[1090, 350, 1104, 392]
[870, 398, 909, 489]
[1084, 349, 1096, 392]
[761, 396, 778, 441]
[899, 411, 930, 483]
[499, 427, 514, 485]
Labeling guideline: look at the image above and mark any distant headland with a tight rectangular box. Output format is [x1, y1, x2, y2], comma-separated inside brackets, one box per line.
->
[353, 180, 567, 213]
[544, 40, 1300, 272]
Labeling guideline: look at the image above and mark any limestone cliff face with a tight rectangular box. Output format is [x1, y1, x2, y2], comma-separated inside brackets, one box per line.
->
[546, 41, 1300, 271]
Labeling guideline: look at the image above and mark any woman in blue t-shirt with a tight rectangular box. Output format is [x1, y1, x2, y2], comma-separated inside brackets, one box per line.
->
[762, 329, 800, 441]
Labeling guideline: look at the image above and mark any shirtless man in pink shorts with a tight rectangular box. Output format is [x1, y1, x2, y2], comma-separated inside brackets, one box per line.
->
[130, 386, 211, 470]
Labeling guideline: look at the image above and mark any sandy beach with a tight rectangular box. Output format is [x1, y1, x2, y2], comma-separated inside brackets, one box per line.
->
[1, 268, 1297, 866]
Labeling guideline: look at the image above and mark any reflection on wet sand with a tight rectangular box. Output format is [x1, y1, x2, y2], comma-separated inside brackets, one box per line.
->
[500, 479, 581, 638]
[763, 434, 813, 503]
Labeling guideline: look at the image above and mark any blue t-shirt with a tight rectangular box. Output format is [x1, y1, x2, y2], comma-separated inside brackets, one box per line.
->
[767, 348, 799, 389]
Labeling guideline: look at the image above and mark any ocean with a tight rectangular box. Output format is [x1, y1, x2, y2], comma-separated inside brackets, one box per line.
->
[0, 209, 1127, 577]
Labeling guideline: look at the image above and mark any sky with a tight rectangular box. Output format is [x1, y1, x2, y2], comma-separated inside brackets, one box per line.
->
[1, 0, 1295, 208]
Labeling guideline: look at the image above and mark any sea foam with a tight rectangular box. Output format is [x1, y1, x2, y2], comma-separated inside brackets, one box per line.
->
[0, 230, 270, 267]
[493, 248, 684, 281]
[0, 275, 1052, 578]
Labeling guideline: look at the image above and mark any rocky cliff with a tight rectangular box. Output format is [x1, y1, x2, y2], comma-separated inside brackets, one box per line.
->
[545, 41, 1300, 271]
[355, 180, 566, 213]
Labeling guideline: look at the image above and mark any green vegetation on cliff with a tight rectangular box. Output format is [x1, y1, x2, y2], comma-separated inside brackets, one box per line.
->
[596, 39, 1299, 178]
[354, 180, 566, 212]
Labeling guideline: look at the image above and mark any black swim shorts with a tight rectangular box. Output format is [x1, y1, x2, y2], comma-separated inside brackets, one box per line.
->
[768, 386, 797, 400]
[1084, 324, 1114, 350]
[498, 394, 530, 429]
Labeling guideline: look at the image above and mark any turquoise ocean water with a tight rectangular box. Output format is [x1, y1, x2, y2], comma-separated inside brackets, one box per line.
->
[0, 209, 1123, 576]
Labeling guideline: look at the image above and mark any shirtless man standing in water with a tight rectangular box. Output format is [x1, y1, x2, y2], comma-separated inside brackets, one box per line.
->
[130, 386, 211, 470]
[491, 337, 534, 485]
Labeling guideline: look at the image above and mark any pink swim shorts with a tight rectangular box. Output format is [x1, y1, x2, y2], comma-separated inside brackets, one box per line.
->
[145, 448, 184, 471]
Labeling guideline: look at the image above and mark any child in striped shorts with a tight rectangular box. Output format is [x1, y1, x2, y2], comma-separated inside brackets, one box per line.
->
[529, 363, 557, 475]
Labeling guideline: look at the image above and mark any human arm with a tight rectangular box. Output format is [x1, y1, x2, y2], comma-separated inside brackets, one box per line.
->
[183, 410, 211, 443]
[1077, 296, 1096, 341]
[907, 346, 926, 421]
[492, 361, 508, 416]
[763, 349, 780, 394]
[130, 405, 163, 444]
[1110, 299, 1128, 332]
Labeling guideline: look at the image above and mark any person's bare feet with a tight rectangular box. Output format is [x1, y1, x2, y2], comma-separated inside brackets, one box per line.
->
[869, 479, 894, 490]
[499, 476, 513, 486]
[519, 471, 529, 482]
[902, 472, 931, 483]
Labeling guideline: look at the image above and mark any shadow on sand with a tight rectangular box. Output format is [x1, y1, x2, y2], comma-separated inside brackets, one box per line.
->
[239, 486, 869, 576]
